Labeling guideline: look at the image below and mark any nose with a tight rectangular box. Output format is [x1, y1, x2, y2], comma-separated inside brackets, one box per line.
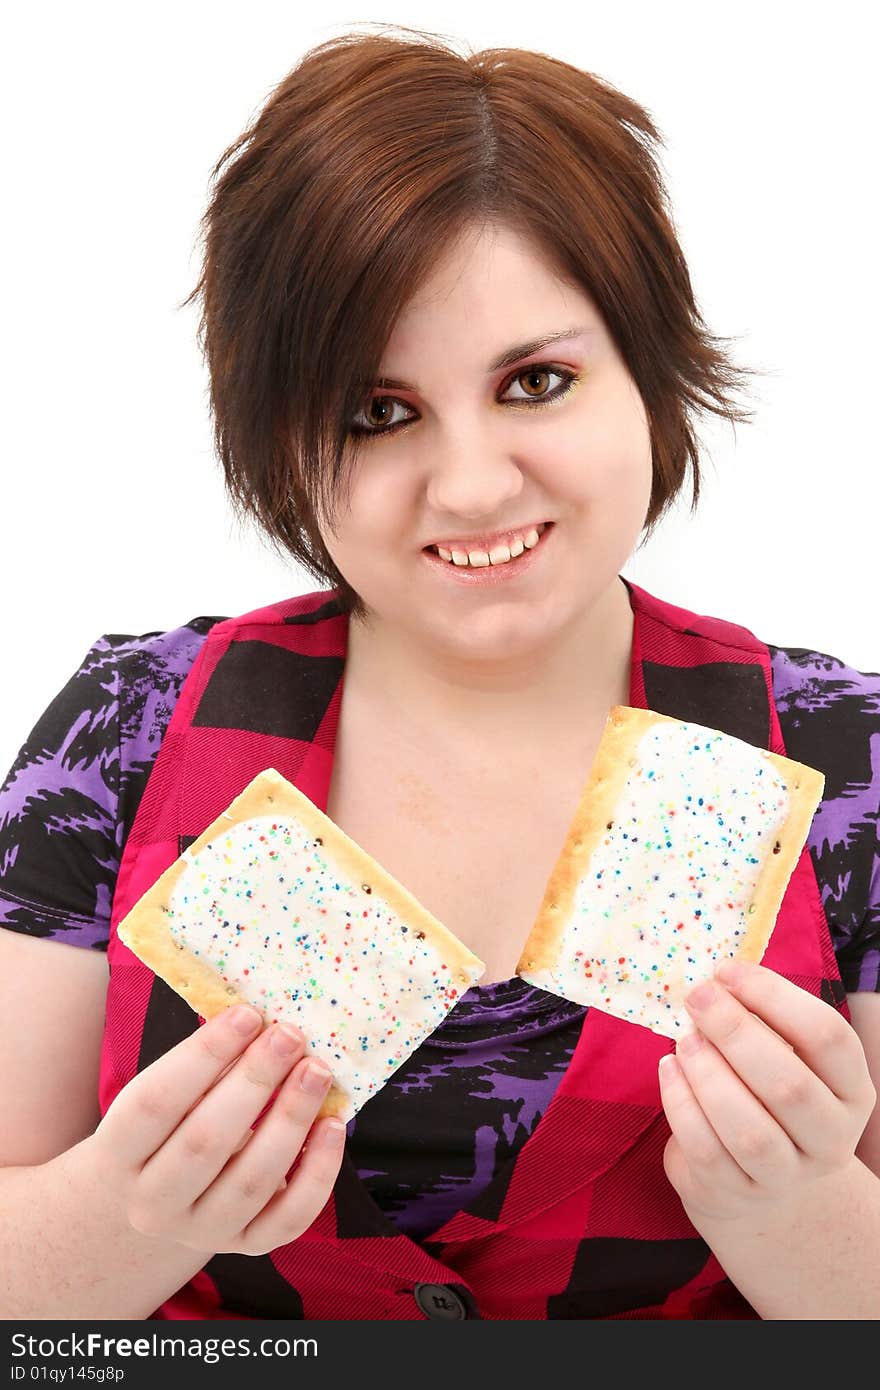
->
[424, 430, 524, 522]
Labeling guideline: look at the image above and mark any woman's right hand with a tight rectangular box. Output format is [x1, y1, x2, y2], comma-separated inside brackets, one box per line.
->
[86, 1004, 346, 1256]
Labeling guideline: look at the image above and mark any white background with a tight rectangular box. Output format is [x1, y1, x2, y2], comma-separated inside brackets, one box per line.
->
[2, 0, 876, 778]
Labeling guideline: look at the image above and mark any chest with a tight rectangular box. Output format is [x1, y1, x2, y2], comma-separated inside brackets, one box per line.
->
[326, 713, 605, 985]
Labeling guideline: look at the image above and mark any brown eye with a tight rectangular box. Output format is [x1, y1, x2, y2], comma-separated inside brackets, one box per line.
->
[365, 398, 395, 427]
[516, 368, 552, 397]
[349, 394, 415, 437]
[348, 363, 577, 440]
[502, 365, 575, 404]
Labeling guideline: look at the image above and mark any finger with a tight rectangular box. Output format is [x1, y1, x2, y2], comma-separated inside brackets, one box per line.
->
[103, 1005, 266, 1167]
[675, 1027, 799, 1183]
[714, 961, 870, 1104]
[231, 1129, 253, 1156]
[684, 975, 841, 1157]
[136, 1022, 310, 1210]
[189, 1051, 335, 1231]
[658, 1052, 751, 1191]
[238, 1113, 347, 1255]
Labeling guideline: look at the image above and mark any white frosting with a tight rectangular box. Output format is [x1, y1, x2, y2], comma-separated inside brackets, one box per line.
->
[167, 814, 483, 1119]
[519, 720, 792, 1036]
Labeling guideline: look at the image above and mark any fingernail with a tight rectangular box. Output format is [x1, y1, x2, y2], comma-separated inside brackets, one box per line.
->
[685, 981, 715, 1011]
[231, 1128, 253, 1154]
[270, 1024, 304, 1058]
[716, 959, 744, 985]
[301, 1062, 332, 1095]
[658, 1054, 680, 1083]
[228, 1005, 262, 1034]
[677, 1029, 703, 1056]
[321, 1120, 346, 1146]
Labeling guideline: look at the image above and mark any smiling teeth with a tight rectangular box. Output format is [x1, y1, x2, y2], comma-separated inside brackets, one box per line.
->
[436, 526, 544, 567]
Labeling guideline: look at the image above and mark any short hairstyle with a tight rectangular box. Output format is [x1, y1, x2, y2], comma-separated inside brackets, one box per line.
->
[181, 24, 767, 622]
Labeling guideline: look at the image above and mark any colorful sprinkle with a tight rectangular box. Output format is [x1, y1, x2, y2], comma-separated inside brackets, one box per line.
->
[520, 718, 791, 1037]
[167, 810, 482, 1120]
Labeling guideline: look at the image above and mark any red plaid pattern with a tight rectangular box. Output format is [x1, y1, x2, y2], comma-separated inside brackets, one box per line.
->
[98, 579, 848, 1319]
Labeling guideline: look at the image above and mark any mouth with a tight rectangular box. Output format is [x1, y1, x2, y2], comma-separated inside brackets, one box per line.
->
[423, 522, 550, 562]
[421, 522, 555, 583]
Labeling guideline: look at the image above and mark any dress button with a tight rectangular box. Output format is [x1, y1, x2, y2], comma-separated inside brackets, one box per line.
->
[413, 1283, 468, 1320]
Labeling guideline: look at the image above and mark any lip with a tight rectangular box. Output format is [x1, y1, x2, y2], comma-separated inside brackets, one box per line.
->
[423, 520, 550, 552]
[421, 521, 555, 586]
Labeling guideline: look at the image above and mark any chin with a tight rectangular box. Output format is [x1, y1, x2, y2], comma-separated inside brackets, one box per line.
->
[439, 594, 575, 651]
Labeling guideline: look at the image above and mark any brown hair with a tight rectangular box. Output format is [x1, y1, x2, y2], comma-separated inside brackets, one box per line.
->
[181, 23, 767, 622]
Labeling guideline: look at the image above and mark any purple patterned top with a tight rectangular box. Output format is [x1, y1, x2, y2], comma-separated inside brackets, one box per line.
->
[1, 616, 878, 1240]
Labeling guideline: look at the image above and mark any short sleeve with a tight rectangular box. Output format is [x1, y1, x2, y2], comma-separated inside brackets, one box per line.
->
[769, 643, 880, 993]
[0, 637, 124, 949]
[0, 618, 221, 952]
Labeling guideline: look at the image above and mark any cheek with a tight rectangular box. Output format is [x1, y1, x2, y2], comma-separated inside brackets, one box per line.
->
[318, 471, 415, 594]
[548, 422, 652, 504]
[556, 375, 652, 497]
[350, 461, 411, 530]
[318, 465, 392, 554]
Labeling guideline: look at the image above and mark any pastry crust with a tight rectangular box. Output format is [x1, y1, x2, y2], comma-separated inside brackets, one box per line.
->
[516, 706, 825, 1036]
[745, 746, 825, 959]
[118, 768, 485, 1120]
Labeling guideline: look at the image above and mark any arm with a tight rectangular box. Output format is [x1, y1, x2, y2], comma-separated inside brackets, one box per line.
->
[0, 1146, 212, 1320]
[658, 963, 880, 1320]
[0, 1011, 346, 1320]
[692, 1156, 880, 1321]
[0, 931, 212, 1318]
[848, 991, 880, 1175]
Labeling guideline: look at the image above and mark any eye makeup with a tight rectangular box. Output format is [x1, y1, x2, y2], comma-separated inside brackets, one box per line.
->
[349, 363, 581, 439]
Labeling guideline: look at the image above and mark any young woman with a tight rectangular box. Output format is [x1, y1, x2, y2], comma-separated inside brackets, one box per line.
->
[1, 27, 877, 1321]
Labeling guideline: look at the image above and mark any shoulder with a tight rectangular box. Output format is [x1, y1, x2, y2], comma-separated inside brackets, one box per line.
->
[100, 616, 227, 749]
[761, 638, 879, 993]
[767, 639, 879, 705]
[765, 640, 880, 780]
[3, 617, 227, 789]
[100, 614, 227, 689]
[0, 616, 228, 951]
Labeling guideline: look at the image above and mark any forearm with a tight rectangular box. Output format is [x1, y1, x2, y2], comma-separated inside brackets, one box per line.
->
[696, 1158, 880, 1320]
[0, 1138, 213, 1320]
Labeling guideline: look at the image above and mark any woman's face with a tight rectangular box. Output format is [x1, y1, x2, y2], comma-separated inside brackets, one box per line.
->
[318, 220, 654, 663]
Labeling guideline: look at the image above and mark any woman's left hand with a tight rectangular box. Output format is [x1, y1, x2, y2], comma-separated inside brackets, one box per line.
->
[658, 959, 877, 1227]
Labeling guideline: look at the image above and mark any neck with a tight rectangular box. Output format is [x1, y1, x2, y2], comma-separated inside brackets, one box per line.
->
[344, 575, 634, 748]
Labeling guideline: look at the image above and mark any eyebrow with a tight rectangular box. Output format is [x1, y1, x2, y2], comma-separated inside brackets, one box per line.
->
[374, 326, 592, 391]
